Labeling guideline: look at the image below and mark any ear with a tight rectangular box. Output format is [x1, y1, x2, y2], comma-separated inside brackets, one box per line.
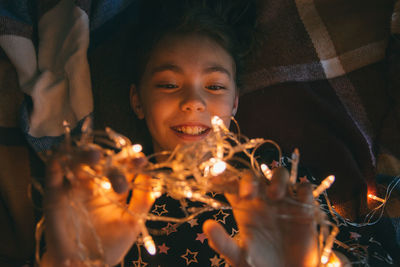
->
[232, 94, 239, 116]
[130, 84, 145, 119]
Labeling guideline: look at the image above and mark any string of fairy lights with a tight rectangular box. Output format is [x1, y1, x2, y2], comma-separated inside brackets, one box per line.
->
[34, 116, 397, 267]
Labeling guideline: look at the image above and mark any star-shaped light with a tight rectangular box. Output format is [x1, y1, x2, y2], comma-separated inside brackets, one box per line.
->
[132, 258, 148, 267]
[188, 219, 199, 228]
[213, 210, 230, 224]
[152, 204, 168, 216]
[162, 223, 178, 235]
[210, 255, 221, 266]
[196, 232, 207, 243]
[181, 249, 198, 265]
[299, 176, 308, 183]
[350, 232, 362, 240]
[158, 243, 170, 254]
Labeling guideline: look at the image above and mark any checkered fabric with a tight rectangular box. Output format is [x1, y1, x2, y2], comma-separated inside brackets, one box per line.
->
[0, 0, 399, 265]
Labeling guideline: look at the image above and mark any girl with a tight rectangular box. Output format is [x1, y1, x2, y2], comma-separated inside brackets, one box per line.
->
[41, 1, 342, 266]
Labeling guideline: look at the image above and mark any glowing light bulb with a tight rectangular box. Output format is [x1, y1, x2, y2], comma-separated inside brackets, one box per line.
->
[106, 127, 129, 148]
[143, 235, 156, 255]
[368, 194, 385, 203]
[101, 180, 111, 190]
[132, 144, 142, 153]
[151, 191, 162, 199]
[211, 115, 228, 132]
[313, 175, 335, 198]
[151, 183, 163, 199]
[210, 160, 226, 176]
[327, 261, 341, 267]
[321, 255, 329, 264]
[184, 188, 193, 198]
[203, 165, 210, 176]
[325, 252, 342, 267]
[260, 164, 272, 180]
[320, 226, 339, 266]
[211, 201, 222, 209]
[118, 138, 126, 146]
[140, 220, 156, 255]
[211, 116, 224, 127]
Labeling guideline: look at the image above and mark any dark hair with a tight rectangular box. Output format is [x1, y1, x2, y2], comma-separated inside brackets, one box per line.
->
[126, 0, 257, 90]
[123, 0, 257, 154]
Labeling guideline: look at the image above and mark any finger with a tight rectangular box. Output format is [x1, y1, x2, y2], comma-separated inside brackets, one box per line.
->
[266, 167, 289, 200]
[44, 160, 78, 260]
[129, 174, 155, 215]
[296, 182, 313, 204]
[203, 220, 241, 266]
[239, 171, 258, 199]
[106, 167, 129, 194]
[45, 158, 64, 189]
[130, 152, 148, 169]
[208, 171, 239, 195]
[124, 152, 148, 183]
[73, 145, 102, 166]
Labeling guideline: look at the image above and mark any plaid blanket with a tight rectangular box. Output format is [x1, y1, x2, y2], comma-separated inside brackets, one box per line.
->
[237, 0, 400, 211]
[0, 0, 399, 265]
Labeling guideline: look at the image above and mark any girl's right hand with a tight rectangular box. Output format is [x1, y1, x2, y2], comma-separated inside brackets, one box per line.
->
[41, 149, 154, 266]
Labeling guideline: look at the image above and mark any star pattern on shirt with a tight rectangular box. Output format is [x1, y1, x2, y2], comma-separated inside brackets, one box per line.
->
[213, 209, 230, 224]
[181, 249, 198, 265]
[196, 232, 207, 243]
[152, 204, 168, 216]
[299, 176, 309, 183]
[162, 223, 178, 235]
[230, 228, 239, 238]
[350, 231, 362, 240]
[158, 243, 170, 254]
[210, 255, 221, 266]
[132, 258, 148, 267]
[188, 219, 199, 227]
[270, 160, 280, 169]
[209, 191, 217, 197]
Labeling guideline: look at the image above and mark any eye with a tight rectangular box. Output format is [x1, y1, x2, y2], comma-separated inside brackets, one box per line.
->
[206, 85, 226, 91]
[156, 84, 179, 89]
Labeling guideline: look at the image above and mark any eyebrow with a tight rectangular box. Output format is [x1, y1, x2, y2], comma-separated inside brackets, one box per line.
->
[150, 64, 184, 75]
[150, 63, 232, 78]
[203, 65, 232, 78]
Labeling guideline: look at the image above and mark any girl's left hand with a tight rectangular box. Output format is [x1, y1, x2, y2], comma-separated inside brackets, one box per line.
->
[203, 167, 319, 267]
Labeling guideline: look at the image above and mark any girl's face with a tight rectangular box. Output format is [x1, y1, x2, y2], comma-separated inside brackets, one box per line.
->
[131, 33, 238, 152]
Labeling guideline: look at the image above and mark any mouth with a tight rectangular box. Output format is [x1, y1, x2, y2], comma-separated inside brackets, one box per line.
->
[171, 124, 211, 138]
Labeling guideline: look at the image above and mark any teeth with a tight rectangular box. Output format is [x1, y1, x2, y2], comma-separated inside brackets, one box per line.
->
[175, 126, 207, 135]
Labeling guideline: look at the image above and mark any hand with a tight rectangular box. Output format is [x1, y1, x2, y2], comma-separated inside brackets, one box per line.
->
[203, 167, 319, 267]
[41, 146, 154, 266]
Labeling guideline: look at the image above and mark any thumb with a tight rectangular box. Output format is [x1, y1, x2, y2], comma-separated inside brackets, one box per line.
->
[203, 219, 241, 266]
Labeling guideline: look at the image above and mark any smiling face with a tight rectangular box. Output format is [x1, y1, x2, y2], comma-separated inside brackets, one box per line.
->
[130, 33, 238, 152]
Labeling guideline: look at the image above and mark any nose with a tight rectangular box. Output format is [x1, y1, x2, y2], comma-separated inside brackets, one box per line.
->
[180, 87, 206, 112]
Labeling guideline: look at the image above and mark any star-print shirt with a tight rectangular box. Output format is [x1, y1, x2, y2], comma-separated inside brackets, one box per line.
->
[123, 193, 237, 267]
[119, 163, 399, 267]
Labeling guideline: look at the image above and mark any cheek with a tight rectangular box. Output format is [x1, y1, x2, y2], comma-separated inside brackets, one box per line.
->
[210, 95, 236, 114]
[209, 96, 236, 126]
[143, 96, 174, 128]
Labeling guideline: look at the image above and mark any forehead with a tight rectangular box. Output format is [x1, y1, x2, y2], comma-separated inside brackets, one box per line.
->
[144, 33, 235, 75]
